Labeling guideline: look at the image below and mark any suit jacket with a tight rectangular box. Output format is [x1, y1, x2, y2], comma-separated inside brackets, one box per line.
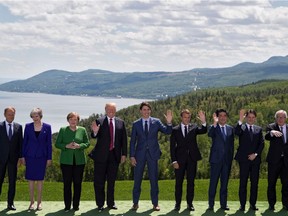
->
[130, 117, 172, 161]
[0, 121, 23, 164]
[265, 123, 288, 165]
[22, 122, 52, 159]
[234, 123, 264, 163]
[170, 123, 207, 163]
[208, 124, 234, 164]
[90, 116, 127, 163]
[55, 126, 90, 165]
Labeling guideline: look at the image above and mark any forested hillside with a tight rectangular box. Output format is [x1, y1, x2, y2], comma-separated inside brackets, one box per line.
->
[16, 80, 288, 182]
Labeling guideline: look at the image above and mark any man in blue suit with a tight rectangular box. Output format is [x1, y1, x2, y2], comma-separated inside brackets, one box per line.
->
[208, 108, 234, 211]
[130, 102, 172, 211]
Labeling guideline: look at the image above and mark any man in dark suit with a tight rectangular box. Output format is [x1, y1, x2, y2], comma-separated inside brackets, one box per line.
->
[130, 102, 172, 211]
[234, 109, 264, 211]
[0, 107, 23, 211]
[265, 109, 288, 211]
[208, 108, 234, 211]
[90, 103, 127, 211]
[170, 109, 207, 211]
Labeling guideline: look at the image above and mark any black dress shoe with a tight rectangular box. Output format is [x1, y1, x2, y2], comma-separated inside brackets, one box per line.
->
[108, 205, 118, 210]
[131, 203, 139, 211]
[64, 207, 70, 212]
[207, 206, 214, 211]
[73, 206, 79, 211]
[269, 205, 275, 211]
[7, 204, 16, 211]
[98, 206, 104, 212]
[221, 206, 230, 211]
[174, 205, 180, 211]
[250, 205, 258, 211]
[239, 206, 245, 211]
[187, 204, 195, 211]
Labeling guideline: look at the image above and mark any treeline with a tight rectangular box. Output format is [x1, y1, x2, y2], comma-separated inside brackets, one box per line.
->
[15, 80, 288, 182]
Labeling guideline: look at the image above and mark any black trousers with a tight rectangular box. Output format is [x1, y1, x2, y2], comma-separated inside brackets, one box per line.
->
[174, 158, 197, 206]
[238, 161, 260, 207]
[0, 160, 17, 205]
[93, 151, 119, 207]
[60, 163, 85, 209]
[267, 159, 288, 207]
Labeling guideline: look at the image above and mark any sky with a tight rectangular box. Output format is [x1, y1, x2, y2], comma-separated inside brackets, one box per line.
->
[0, 0, 288, 79]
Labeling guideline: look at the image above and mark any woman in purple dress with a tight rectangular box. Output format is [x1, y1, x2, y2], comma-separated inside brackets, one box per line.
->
[22, 108, 52, 211]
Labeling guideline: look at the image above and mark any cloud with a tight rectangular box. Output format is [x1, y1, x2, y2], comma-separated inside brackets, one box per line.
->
[0, 0, 288, 78]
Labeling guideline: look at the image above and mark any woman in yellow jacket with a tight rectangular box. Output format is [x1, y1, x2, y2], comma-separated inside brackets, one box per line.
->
[55, 112, 90, 212]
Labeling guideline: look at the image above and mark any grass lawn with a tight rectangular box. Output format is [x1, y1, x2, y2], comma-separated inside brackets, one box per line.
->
[0, 179, 281, 201]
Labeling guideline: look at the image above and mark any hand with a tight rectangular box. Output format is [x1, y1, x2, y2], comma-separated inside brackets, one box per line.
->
[197, 110, 206, 124]
[248, 153, 256, 161]
[164, 109, 173, 124]
[91, 121, 100, 133]
[213, 113, 218, 126]
[173, 162, 179, 169]
[130, 157, 137, 167]
[46, 160, 52, 167]
[121, 155, 126, 164]
[271, 130, 283, 137]
[66, 142, 76, 149]
[239, 109, 246, 122]
[72, 142, 80, 149]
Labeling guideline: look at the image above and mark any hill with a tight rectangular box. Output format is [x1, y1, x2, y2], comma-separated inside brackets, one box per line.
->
[0, 55, 288, 98]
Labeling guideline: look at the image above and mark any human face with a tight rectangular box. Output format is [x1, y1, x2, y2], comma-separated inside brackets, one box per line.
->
[246, 113, 256, 125]
[4, 109, 15, 123]
[140, 105, 151, 119]
[31, 114, 41, 123]
[218, 112, 227, 126]
[105, 105, 116, 118]
[68, 116, 78, 129]
[181, 113, 191, 125]
[276, 113, 287, 126]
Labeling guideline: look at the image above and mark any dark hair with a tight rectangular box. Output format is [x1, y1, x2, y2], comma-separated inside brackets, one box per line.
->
[140, 102, 151, 110]
[245, 109, 257, 117]
[180, 109, 191, 117]
[215, 108, 228, 117]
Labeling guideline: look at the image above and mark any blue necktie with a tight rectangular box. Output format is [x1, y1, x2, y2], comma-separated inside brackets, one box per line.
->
[8, 123, 12, 140]
[145, 120, 148, 136]
[221, 126, 226, 141]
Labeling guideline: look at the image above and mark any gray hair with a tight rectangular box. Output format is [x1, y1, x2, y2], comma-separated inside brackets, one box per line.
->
[30, 108, 43, 118]
[274, 110, 287, 119]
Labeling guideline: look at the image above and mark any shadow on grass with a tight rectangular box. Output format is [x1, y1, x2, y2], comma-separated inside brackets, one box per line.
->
[0, 209, 37, 216]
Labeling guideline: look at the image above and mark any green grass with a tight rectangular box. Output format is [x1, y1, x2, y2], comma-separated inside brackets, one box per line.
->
[0, 179, 281, 201]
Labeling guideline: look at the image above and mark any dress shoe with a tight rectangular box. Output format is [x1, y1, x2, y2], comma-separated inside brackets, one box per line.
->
[73, 206, 79, 211]
[187, 204, 195, 211]
[207, 206, 214, 211]
[239, 206, 245, 211]
[269, 205, 275, 211]
[64, 207, 70, 212]
[153, 205, 160, 211]
[7, 204, 16, 211]
[250, 205, 258, 211]
[174, 204, 180, 211]
[28, 203, 34, 210]
[221, 206, 230, 211]
[131, 204, 139, 211]
[108, 205, 118, 210]
[98, 206, 104, 212]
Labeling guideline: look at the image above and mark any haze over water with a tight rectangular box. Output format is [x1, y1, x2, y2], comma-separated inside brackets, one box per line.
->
[0, 91, 145, 133]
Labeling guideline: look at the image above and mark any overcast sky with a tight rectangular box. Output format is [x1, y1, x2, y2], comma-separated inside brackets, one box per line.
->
[0, 0, 288, 79]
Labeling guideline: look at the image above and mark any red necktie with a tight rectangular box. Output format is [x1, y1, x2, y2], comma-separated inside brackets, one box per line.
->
[109, 118, 114, 150]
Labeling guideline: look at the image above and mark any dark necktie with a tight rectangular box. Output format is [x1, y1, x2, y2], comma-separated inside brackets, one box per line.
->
[249, 125, 253, 140]
[145, 120, 148, 136]
[280, 126, 286, 143]
[184, 125, 188, 137]
[8, 123, 12, 140]
[221, 126, 226, 141]
[109, 118, 114, 150]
